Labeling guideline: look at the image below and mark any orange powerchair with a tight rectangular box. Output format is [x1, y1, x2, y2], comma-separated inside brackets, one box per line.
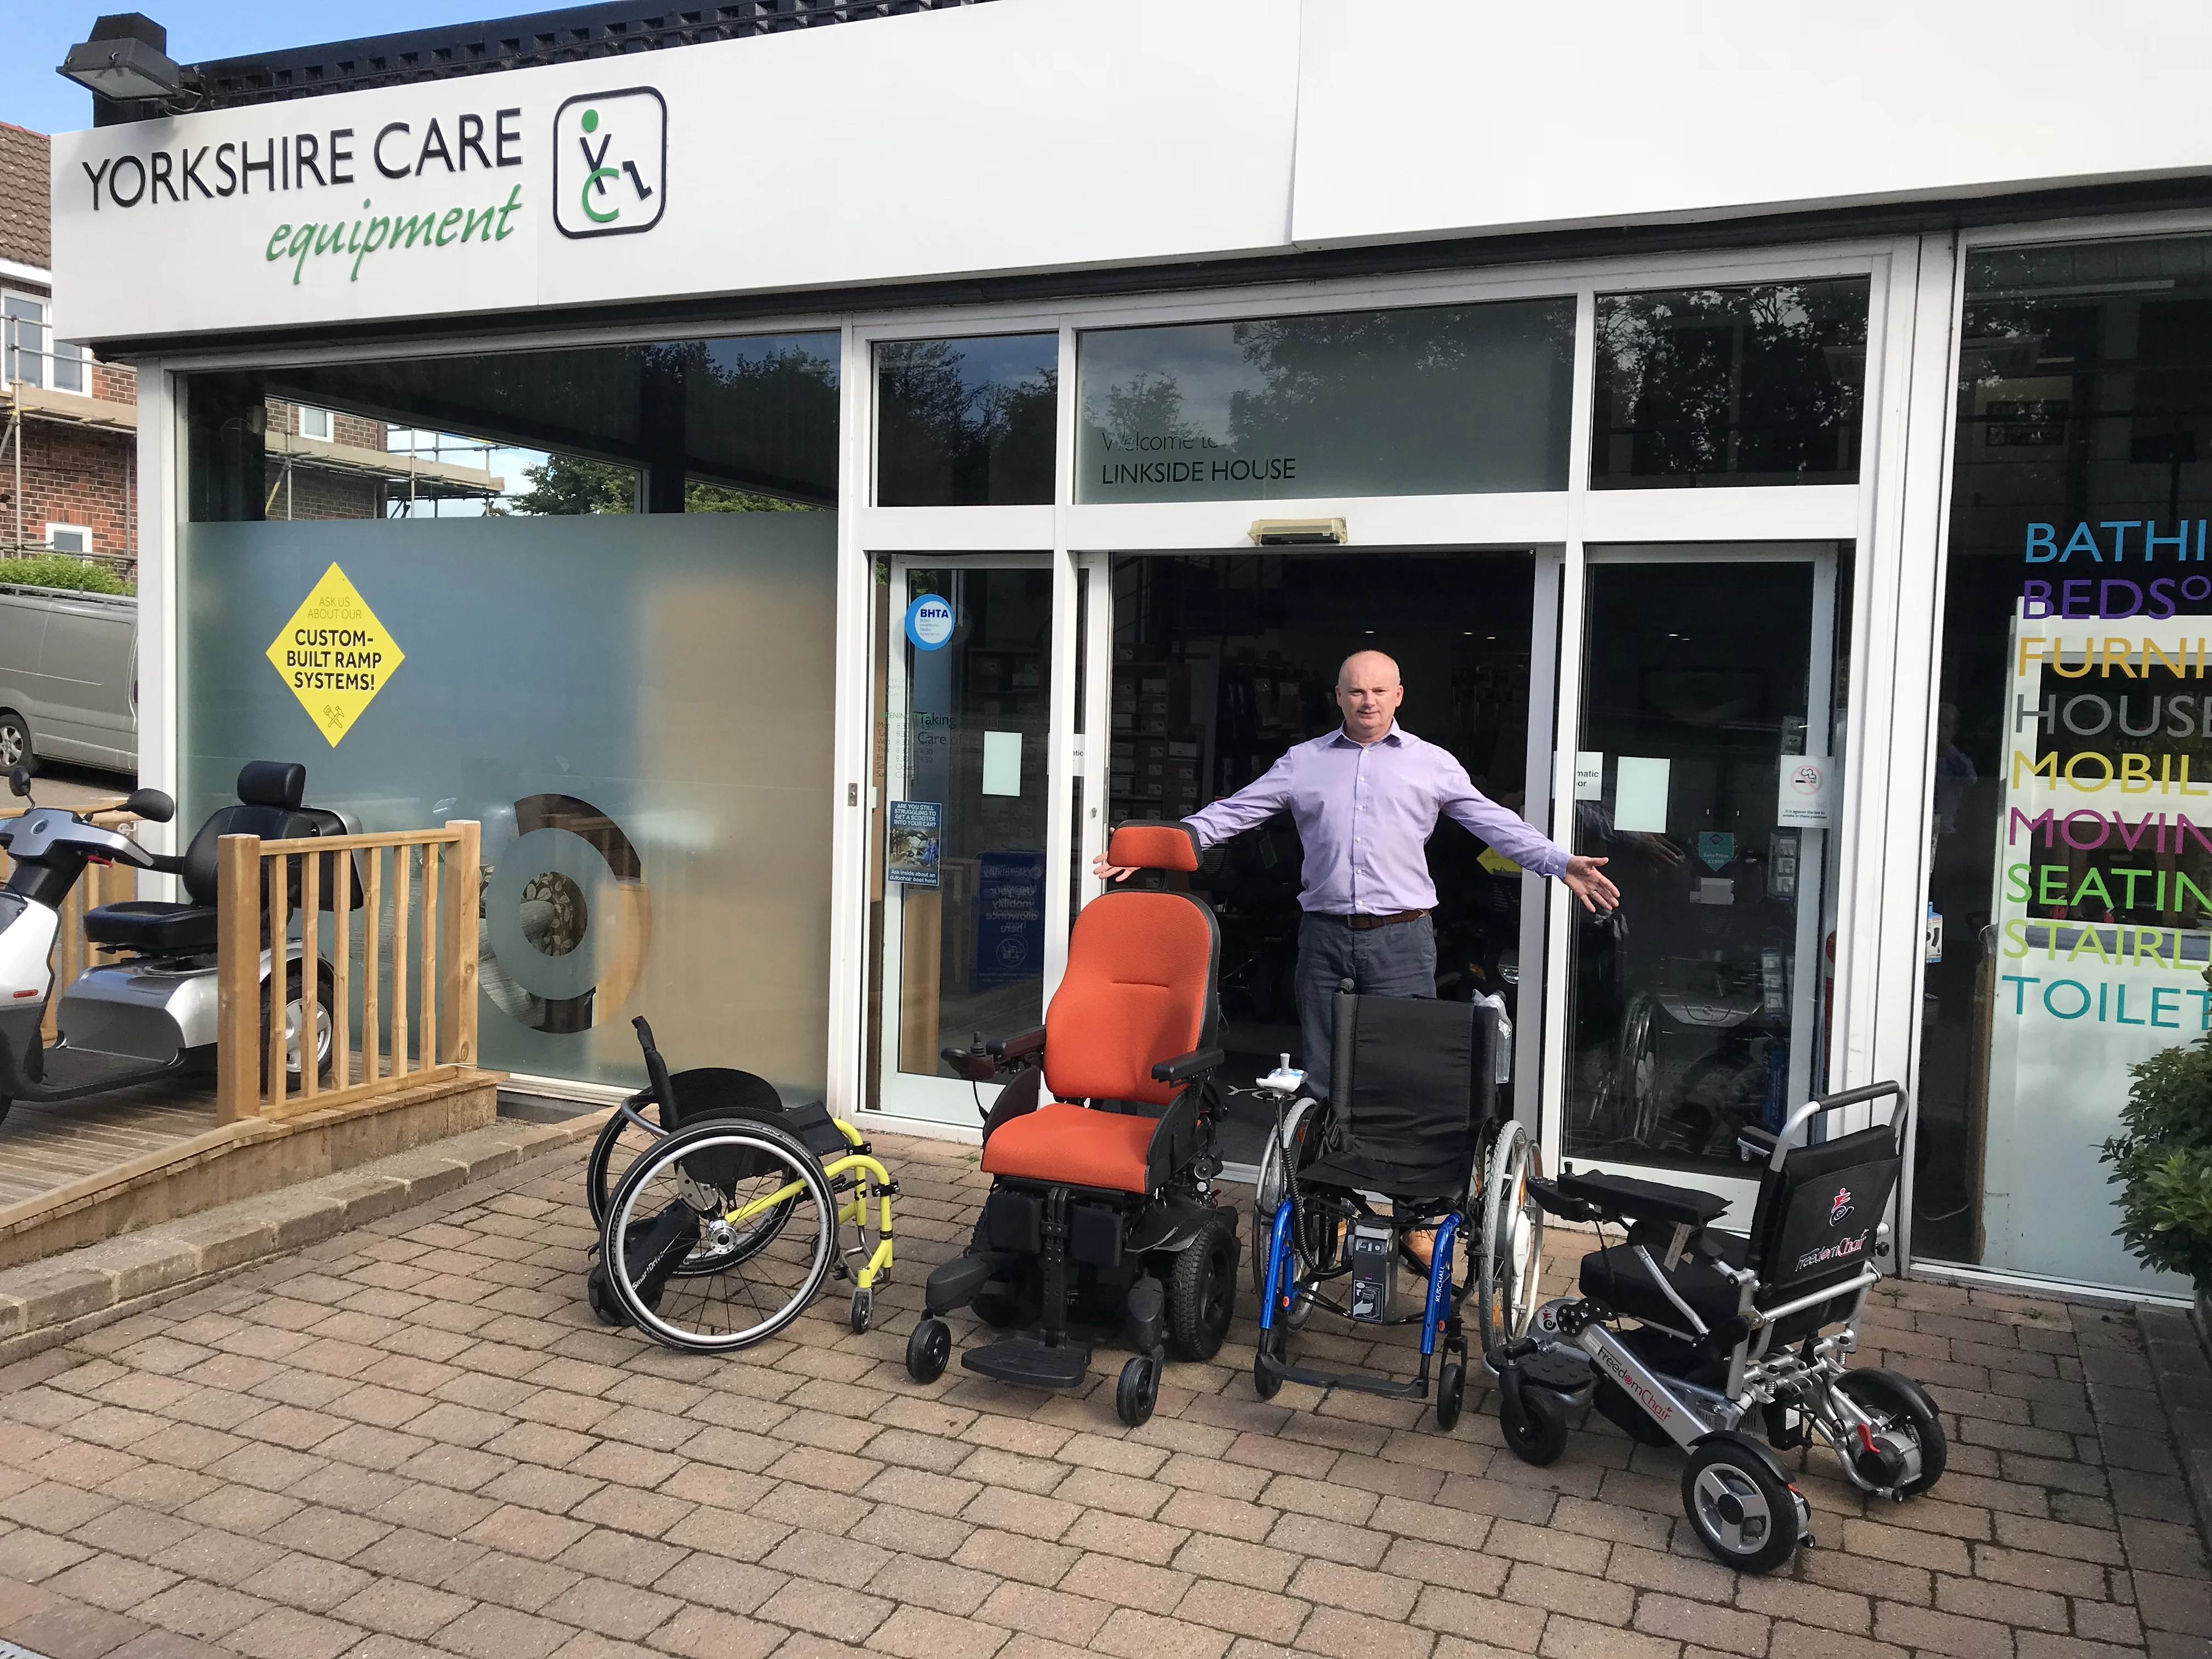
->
[904, 822, 1239, 1426]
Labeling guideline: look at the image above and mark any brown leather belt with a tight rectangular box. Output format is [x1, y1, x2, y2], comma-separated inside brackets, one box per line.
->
[1324, 909, 1430, 931]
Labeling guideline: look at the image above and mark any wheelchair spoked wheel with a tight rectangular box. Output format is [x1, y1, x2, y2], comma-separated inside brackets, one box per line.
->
[585, 1107, 663, 1230]
[1250, 1101, 1319, 1330]
[1475, 1121, 1546, 1359]
[601, 1119, 837, 1352]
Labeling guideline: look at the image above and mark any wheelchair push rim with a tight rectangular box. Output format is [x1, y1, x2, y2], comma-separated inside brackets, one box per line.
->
[601, 1118, 837, 1351]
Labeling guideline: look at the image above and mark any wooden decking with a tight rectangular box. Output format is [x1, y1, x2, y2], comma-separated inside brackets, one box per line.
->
[0, 1077, 219, 1210]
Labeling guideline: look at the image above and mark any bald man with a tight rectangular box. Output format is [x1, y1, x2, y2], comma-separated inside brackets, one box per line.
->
[1097, 650, 1619, 1094]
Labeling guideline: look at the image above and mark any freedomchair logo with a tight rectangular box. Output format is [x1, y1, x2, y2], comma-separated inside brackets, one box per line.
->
[554, 88, 666, 238]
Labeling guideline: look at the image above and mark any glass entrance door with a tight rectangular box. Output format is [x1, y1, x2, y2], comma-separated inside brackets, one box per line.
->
[1560, 546, 1843, 1213]
[873, 558, 1058, 1123]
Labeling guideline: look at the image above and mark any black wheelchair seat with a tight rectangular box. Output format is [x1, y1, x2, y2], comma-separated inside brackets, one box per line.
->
[1578, 1229, 1746, 1331]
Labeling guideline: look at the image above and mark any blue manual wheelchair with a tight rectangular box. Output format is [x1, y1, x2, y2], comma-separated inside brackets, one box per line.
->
[1250, 987, 1545, 1428]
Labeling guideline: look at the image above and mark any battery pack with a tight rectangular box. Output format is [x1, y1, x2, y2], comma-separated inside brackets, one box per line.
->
[1346, 1220, 1397, 1323]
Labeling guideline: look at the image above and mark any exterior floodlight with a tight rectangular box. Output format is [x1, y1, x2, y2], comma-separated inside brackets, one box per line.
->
[1249, 517, 1348, 546]
[58, 14, 187, 104]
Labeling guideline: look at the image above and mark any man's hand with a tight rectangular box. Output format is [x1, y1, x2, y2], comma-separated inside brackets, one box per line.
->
[1561, 854, 1620, 914]
[1091, 850, 1137, 884]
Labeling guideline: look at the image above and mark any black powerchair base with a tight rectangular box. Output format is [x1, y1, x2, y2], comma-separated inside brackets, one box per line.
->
[962, 1336, 1092, 1390]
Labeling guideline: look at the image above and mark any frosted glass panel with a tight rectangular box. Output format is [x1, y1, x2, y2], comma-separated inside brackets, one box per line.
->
[180, 513, 837, 1095]
[1075, 298, 1573, 503]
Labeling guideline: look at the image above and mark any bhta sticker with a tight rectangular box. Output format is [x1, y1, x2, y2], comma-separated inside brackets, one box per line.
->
[905, 594, 955, 651]
[267, 563, 405, 746]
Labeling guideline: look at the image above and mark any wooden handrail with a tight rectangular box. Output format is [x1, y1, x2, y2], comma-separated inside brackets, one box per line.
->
[217, 820, 482, 1124]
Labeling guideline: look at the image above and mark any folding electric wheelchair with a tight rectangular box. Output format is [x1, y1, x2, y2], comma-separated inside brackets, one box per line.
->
[584, 1018, 898, 1352]
[1250, 986, 1547, 1427]
[1491, 1081, 1945, 1573]
[906, 822, 1236, 1427]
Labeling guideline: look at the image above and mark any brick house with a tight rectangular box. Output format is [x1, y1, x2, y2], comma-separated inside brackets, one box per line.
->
[0, 123, 500, 575]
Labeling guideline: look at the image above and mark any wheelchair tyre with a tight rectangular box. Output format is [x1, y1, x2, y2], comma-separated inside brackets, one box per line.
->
[601, 1118, 836, 1352]
[1499, 1380, 1568, 1466]
[586, 1107, 662, 1229]
[1681, 1438, 1805, 1574]
[906, 1317, 951, 1383]
[1116, 1354, 1160, 1427]
[1167, 1209, 1239, 1362]
[584, 1262, 626, 1328]
[1476, 1122, 1546, 1356]
[1435, 1360, 1465, 1432]
[849, 1287, 873, 1335]
[1835, 1368, 1947, 1497]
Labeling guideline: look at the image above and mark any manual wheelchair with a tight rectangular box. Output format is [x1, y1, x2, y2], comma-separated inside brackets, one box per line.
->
[1490, 1081, 1945, 1573]
[1250, 985, 1547, 1427]
[584, 1018, 898, 1352]
[906, 821, 1237, 1427]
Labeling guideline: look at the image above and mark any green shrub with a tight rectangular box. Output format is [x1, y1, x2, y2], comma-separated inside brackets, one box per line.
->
[0, 555, 133, 596]
[2102, 1033, 2212, 1286]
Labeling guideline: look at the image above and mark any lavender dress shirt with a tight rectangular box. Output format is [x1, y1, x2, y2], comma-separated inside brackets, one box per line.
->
[1182, 724, 1571, 914]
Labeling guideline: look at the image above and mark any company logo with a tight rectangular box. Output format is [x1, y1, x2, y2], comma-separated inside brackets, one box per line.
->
[905, 595, 956, 651]
[1795, 1230, 1870, 1274]
[1829, 1184, 1854, 1227]
[554, 89, 666, 239]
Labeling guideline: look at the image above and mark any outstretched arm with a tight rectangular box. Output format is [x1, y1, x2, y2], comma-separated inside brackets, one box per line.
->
[1439, 764, 1621, 912]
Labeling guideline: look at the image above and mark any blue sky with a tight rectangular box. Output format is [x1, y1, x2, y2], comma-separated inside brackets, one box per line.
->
[5, 2, 466, 137]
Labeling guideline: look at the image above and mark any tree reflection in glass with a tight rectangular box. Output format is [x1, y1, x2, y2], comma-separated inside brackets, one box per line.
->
[1593, 280, 1869, 488]
[876, 335, 1057, 507]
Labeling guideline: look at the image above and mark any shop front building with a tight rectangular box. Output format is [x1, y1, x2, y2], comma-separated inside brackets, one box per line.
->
[48, 0, 2212, 1302]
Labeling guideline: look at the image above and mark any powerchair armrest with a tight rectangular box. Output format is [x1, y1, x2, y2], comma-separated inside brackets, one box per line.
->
[987, 1026, 1046, 1062]
[1151, 1047, 1224, 1085]
[1735, 1126, 1779, 1163]
[143, 851, 188, 876]
[1527, 1177, 1603, 1224]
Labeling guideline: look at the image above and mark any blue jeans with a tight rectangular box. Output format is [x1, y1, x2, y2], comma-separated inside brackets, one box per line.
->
[1295, 912, 1436, 1097]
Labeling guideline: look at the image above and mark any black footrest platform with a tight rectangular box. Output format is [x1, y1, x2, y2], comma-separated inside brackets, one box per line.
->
[962, 1336, 1091, 1390]
[1519, 1347, 1594, 1393]
[1255, 1347, 1425, 1401]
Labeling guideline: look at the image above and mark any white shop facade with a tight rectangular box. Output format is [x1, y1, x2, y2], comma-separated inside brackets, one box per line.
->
[49, 0, 2212, 1301]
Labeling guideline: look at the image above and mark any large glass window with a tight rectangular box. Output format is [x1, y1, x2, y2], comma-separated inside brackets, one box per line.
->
[1075, 299, 1574, 504]
[1922, 234, 2211, 1293]
[876, 334, 1056, 506]
[1592, 280, 1868, 487]
[181, 334, 839, 1096]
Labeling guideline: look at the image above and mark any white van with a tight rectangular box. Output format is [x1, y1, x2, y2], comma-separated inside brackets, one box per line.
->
[0, 584, 137, 772]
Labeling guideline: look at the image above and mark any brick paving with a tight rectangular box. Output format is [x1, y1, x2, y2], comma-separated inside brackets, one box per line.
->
[0, 1129, 2198, 1659]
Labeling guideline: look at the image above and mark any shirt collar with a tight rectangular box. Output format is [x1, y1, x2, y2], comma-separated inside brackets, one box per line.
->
[1328, 722, 1409, 749]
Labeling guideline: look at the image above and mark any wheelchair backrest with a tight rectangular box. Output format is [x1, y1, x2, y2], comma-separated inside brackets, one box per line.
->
[1045, 821, 1218, 1108]
[1314, 991, 1497, 1197]
[1746, 1122, 1899, 1303]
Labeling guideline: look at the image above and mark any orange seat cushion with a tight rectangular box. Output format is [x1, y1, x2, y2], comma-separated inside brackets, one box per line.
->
[1043, 890, 1214, 1108]
[981, 1103, 1154, 1194]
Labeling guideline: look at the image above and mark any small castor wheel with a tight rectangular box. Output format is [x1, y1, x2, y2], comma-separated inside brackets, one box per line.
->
[585, 1263, 625, 1328]
[1435, 1359, 1466, 1432]
[906, 1316, 951, 1383]
[849, 1287, 873, 1335]
[1116, 1353, 1161, 1427]
[1498, 1375, 1568, 1465]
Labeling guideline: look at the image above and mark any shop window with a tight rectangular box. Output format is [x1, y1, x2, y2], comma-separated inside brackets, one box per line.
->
[1923, 233, 2212, 1294]
[1592, 279, 1867, 487]
[177, 331, 840, 1098]
[1074, 298, 1574, 504]
[876, 334, 1056, 506]
[44, 524, 90, 555]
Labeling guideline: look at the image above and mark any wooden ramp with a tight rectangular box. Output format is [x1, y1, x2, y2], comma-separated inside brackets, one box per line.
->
[0, 1081, 221, 1211]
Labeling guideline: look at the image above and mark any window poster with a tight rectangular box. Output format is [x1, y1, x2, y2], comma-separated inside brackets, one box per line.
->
[1983, 597, 2209, 1289]
[887, 801, 943, 888]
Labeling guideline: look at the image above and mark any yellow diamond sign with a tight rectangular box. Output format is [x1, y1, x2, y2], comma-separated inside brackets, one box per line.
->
[267, 563, 405, 747]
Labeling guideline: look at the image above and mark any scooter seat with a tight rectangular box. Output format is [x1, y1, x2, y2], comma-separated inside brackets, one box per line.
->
[1579, 1232, 1746, 1331]
[83, 900, 219, 955]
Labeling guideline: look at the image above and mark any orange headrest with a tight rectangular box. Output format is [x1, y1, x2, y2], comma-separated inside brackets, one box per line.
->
[1109, 821, 1199, 872]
